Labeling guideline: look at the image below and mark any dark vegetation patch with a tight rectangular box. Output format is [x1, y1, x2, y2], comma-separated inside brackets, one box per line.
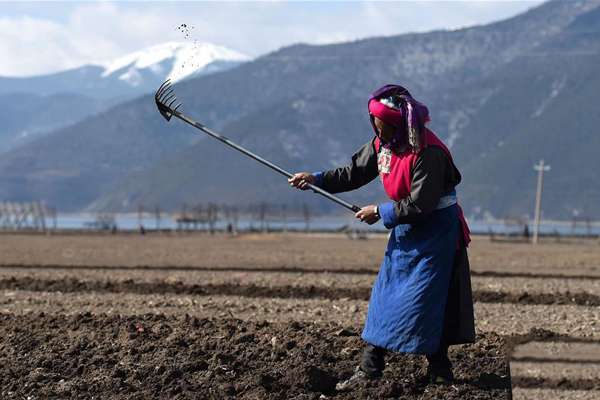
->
[4, 262, 600, 280]
[512, 377, 600, 390]
[2, 276, 600, 306]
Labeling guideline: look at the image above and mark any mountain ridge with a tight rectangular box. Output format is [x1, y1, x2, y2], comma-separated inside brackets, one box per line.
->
[1, 0, 599, 220]
[0, 41, 250, 153]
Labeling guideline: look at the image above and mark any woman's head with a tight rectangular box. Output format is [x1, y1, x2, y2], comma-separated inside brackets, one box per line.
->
[373, 117, 399, 144]
[368, 84, 430, 152]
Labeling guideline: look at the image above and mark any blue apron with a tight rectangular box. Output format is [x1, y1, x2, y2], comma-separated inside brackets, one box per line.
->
[361, 204, 459, 355]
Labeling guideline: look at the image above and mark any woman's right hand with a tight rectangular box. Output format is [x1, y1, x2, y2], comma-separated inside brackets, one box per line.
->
[288, 172, 316, 190]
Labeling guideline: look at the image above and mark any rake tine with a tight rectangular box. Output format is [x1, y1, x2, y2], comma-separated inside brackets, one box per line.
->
[158, 83, 172, 97]
[155, 80, 176, 122]
[161, 84, 172, 95]
[160, 89, 174, 103]
[173, 102, 183, 112]
[157, 79, 170, 93]
[163, 96, 176, 108]
[167, 97, 178, 109]
[156, 82, 168, 97]
[163, 93, 176, 105]
[156, 80, 171, 97]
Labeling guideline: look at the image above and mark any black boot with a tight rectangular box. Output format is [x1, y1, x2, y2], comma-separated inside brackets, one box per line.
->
[426, 345, 453, 385]
[360, 344, 387, 378]
[336, 344, 386, 391]
[335, 365, 381, 391]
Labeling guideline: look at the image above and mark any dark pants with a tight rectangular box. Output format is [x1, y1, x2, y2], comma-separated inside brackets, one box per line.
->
[360, 342, 453, 379]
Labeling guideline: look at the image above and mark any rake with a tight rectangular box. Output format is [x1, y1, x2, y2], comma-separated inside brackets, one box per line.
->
[154, 80, 361, 213]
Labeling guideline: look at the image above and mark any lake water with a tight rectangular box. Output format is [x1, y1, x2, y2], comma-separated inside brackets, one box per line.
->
[36, 215, 600, 237]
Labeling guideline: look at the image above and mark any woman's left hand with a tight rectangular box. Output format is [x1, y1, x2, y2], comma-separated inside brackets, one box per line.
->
[355, 205, 380, 225]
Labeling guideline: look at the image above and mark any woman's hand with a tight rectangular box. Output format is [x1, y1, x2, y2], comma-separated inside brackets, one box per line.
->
[355, 205, 380, 225]
[288, 172, 316, 190]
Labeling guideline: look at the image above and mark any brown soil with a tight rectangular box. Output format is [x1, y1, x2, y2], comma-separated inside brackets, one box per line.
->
[2, 232, 599, 398]
[0, 233, 598, 277]
[2, 276, 600, 306]
[0, 314, 510, 399]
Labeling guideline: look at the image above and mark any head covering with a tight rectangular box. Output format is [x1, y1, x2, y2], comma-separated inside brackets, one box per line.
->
[368, 84, 430, 152]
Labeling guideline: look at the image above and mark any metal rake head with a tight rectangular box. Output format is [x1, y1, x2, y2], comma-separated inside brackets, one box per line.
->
[155, 79, 183, 121]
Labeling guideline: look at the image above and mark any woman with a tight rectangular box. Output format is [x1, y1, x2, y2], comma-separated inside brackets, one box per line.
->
[289, 84, 475, 389]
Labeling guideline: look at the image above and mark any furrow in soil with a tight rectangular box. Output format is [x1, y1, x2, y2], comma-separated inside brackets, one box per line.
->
[3, 263, 600, 280]
[2, 277, 600, 306]
[2, 268, 600, 296]
[1, 291, 599, 338]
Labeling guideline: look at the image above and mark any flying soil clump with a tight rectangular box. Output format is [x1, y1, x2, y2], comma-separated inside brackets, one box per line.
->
[176, 23, 200, 72]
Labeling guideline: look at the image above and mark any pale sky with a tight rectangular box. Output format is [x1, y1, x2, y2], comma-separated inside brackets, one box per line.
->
[0, 0, 545, 77]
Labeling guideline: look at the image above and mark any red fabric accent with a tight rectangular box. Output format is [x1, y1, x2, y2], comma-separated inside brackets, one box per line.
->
[457, 204, 471, 248]
[376, 129, 471, 248]
[368, 99, 402, 126]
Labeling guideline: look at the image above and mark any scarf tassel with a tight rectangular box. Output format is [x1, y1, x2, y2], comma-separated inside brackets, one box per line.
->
[406, 102, 421, 153]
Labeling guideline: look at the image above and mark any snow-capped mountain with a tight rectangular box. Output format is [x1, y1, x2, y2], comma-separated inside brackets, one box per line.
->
[0, 41, 251, 153]
[0, 41, 251, 100]
[96, 41, 250, 88]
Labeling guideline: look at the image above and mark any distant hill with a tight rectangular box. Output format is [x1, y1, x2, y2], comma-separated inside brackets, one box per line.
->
[0, 92, 120, 154]
[446, 3, 600, 220]
[0, 42, 249, 153]
[1, 0, 599, 220]
[0, 97, 199, 210]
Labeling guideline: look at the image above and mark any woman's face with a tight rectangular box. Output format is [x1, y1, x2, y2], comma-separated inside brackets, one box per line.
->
[374, 117, 397, 143]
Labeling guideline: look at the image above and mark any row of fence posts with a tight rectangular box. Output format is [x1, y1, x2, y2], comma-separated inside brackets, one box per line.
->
[5, 200, 599, 241]
[136, 202, 312, 234]
[494, 214, 599, 240]
[0, 201, 312, 234]
[0, 201, 55, 232]
[247, 203, 311, 233]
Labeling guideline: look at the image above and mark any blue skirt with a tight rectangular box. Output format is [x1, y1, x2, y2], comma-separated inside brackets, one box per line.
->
[361, 204, 459, 355]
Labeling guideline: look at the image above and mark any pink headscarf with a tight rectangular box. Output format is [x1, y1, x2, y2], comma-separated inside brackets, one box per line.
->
[368, 99, 402, 126]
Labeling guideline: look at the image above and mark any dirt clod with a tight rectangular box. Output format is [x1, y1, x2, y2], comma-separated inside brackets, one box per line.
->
[302, 366, 337, 393]
[336, 328, 358, 337]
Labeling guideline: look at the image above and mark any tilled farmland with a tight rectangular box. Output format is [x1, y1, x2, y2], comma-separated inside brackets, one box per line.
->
[1, 233, 599, 399]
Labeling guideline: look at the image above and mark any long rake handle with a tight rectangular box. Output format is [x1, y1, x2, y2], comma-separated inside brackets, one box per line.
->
[168, 109, 361, 213]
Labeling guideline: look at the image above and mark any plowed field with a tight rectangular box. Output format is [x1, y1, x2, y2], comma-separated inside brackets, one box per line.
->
[1, 232, 599, 399]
